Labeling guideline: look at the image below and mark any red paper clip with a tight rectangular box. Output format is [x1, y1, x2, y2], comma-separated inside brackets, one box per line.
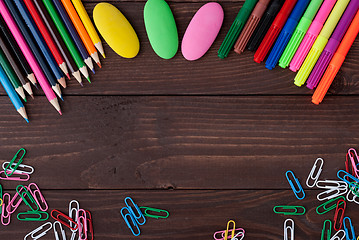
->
[51, 209, 78, 231]
[85, 210, 94, 240]
[333, 199, 346, 231]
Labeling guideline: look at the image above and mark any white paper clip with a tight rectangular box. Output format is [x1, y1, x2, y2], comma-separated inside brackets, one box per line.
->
[53, 221, 66, 240]
[346, 183, 359, 205]
[69, 200, 80, 240]
[24, 222, 52, 240]
[316, 180, 348, 190]
[306, 158, 324, 188]
[231, 231, 245, 240]
[317, 187, 348, 201]
[330, 230, 346, 240]
[2, 162, 34, 175]
[284, 219, 294, 240]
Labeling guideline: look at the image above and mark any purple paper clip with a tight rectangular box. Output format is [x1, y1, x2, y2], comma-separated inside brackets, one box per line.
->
[28, 183, 48, 211]
[0, 170, 30, 181]
[1, 193, 11, 225]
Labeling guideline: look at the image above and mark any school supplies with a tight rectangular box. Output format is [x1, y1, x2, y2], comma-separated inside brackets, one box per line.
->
[51, 209, 78, 230]
[139, 207, 170, 219]
[333, 199, 346, 231]
[53, 221, 66, 240]
[69, 200, 79, 239]
[121, 197, 145, 236]
[307, 0, 359, 89]
[213, 227, 245, 240]
[28, 183, 48, 211]
[234, 0, 271, 54]
[24, 222, 53, 239]
[286, 170, 305, 200]
[306, 158, 324, 187]
[316, 180, 347, 190]
[331, 230, 346, 240]
[317, 186, 348, 201]
[265, 0, 311, 69]
[224, 220, 236, 240]
[93, 3, 139, 58]
[284, 219, 294, 240]
[347, 148, 359, 178]
[77, 209, 87, 240]
[294, 0, 350, 86]
[278, 0, 323, 68]
[290, 0, 336, 72]
[343, 217, 355, 240]
[3, 148, 26, 176]
[312, 10, 359, 105]
[218, 0, 258, 58]
[254, 0, 298, 63]
[181, 3, 223, 61]
[347, 182, 359, 204]
[1, 193, 11, 225]
[144, 0, 178, 59]
[321, 220, 332, 240]
[316, 196, 345, 215]
[273, 205, 306, 215]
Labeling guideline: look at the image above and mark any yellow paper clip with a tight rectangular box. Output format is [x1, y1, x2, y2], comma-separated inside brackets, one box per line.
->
[224, 220, 236, 240]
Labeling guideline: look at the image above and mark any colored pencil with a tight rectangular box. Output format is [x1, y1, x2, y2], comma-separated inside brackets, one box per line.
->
[0, 16, 37, 86]
[32, 0, 82, 85]
[0, 31, 33, 97]
[0, 0, 61, 114]
[0, 63, 28, 122]
[13, 0, 67, 90]
[71, 0, 105, 58]
[42, 0, 90, 82]
[51, 0, 95, 73]
[61, 0, 101, 67]
[23, 0, 70, 80]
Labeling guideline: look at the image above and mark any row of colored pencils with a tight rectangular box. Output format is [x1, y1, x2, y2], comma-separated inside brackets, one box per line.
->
[0, 0, 105, 122]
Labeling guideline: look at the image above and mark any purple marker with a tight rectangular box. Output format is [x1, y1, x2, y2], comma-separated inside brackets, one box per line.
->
[307, 0, 359, 89]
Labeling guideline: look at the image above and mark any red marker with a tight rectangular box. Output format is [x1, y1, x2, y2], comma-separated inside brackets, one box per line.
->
[254, 0, 297, 63]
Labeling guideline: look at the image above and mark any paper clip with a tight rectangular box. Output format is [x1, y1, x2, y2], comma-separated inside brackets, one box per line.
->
[273, 206, 306, 215]
[317, 188, 348, 201]
[85, 210, 94, 240]
[306, 158, 324, 188]
[1, 193, 11, 225]
[53, 221, 66, 240]
[347, 182, 359, 204]
[124, 197, 146, 225]
[78, 209, 88, 240]
[2, 162, 34, 175]
[4, 148, 26, 176]
[7, 187, 25, 214]
[346, 153, 355, 177]
[284, 219, 294, 240]
[0, 198, 2, 208]
[224, 220, 236, 240]
[343, 217, 355, 240]
[17, 211, 49, 221]
[213, 228, 245, 240]
[337, 170, 359, 185]
[0, 170, 30, 181]
[347, 148, 359, 178]
[316, 196, 346, 215]
[330, 230, 346, 240]
[69, 200, 80, 238]
[24, 222, 53, 240]
[286, 171, 305, 200]
[121, 207, 140, 236]
[333, 200, 346, 231]
[51, 209, 78, 231]
[16, 185, 39, 212]
[321, 220, 332, 240]
[316, 180, 348, 190]
[0, 184, 2, 214]
[27, 183, 48, 211]
[139, 206, 169, 219]
[231, 231, 245, 240]
[349, 182, 359, 198]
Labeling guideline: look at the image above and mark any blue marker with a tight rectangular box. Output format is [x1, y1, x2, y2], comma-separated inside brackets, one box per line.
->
[265, 0, 311, 70]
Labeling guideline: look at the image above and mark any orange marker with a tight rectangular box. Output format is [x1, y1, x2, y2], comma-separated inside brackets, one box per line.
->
[60, 0, 101, 68]
[312, 10, 359, 105]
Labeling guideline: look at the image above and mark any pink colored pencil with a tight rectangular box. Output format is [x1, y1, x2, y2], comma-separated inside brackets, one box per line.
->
[0, 0, 61, 114]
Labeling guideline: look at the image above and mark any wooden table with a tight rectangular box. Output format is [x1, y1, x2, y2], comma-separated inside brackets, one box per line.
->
[1, 0, 359, 239]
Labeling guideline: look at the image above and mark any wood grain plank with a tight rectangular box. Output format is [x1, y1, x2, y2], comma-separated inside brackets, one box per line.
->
[0, 96, 358, 189]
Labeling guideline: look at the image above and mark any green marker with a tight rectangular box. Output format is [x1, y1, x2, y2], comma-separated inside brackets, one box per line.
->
[42, 0, 90, 83]
[279, 0, 323, 68]
[218, 0, 258, 59]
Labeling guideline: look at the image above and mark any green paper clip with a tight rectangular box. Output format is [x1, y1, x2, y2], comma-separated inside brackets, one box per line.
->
[316, 196, 345, 215]
[273, 206, 306, 215]
[321, 220, 332, 240]
[5, 148, 26, 176]
[139, 207, 169, 219]
[16, 185, 39, 212]
[17, 210, 49, 221]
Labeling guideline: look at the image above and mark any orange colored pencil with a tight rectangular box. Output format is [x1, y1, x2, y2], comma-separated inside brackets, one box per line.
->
[60, 0, 101, 68]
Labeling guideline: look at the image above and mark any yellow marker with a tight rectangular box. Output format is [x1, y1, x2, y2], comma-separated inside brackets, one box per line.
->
[93, 3, 139, 58]
[294, 0, 350, 87]
[71, 0, 105, 58]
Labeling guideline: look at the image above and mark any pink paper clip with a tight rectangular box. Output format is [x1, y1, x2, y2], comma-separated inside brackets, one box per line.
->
[28, 183, 48, 211]
[78, 209, 87, 240]
[0, 170, 30, 181]
[7, 187, 26, 214]
[1, 193, 11, 225]
[347, 148, 359, 178]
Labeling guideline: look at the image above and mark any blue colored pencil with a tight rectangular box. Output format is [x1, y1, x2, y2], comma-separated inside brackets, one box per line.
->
[51, 0, 94, 73]
[0, 64, 28, 122]
[3, 0, 62, 99]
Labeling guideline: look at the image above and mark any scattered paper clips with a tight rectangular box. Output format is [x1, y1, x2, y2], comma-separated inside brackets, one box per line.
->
[0, 148, 34, 181]
[213, 220, 245, 240]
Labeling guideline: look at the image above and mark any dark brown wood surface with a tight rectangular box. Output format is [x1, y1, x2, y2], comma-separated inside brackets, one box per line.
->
[0, 0, 359, 239]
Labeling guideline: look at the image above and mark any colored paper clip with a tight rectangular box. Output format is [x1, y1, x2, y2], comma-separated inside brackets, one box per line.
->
[343, 217, 355, 240]
[28, 183, 48, 211]
[2, 162, 34, 175]
[273, 206, 306, 215]
[0, 183, 2, 214]
[349, 182, 359, 198]
[4, 148, 26, 176]
[0, 170, 30, 181]
[224, 220, 236, 240]
[213, 228, 245, 240]
[17, 210, 49, 221]
[330, 230, 346, 240]
[121, 207, 140, 236]
[139, 206, 169, 219]
[78, 209, 87, 240]
[231, 231, 245, 240]
[321, 220, 332, 240]
[124, 197, 146, 225]
[24, 222, 53, 240]
[286, 170, 305, 200]
[316, 180, 348, 190]
[7, 187, 25, 214]
[284, 218, 294, 240]
[316, 196, 346, 215]
[306, 158, 324, 188]
[347, 148, 359, 178]
[53, 221, 66, 240]
[337, 170, 359, 185]
[51, 209, 78, 231]
[347, 182, 359, 204]
[333, 199, 346, 231]
[1, 193, 11, 226]
[16, 185, 39, 212]
[0, 198, 2, 208]
[85, 210, 94, 240]
[69, 200, 80, 239]
[317, 187, 348, 201]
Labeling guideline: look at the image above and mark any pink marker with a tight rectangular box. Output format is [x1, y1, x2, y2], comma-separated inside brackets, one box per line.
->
[0, 0, 61, 114]
[289, 0, 337, 72]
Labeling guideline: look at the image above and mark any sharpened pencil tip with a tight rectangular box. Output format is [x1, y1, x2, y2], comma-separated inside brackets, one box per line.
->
[80, 82, 83, 87]
[58, 110, 62, 115]
[87, 77, 91, 83]
[25, 118, 29, 123]
[60, 95, 64, 101]
[97, 62, 102, 68]
[91, 68, 95, 74]
[66, 73, 70, 79]
[30, 94, 34, 99]
[23, 97, 27, 103]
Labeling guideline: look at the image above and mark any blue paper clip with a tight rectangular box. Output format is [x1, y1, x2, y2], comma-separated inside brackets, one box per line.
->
[124, 197, 146, 225]
[343, 217, 355, 240]
[121, 207, 140, 236]
[286, 171, 305, 200]
[337, 170, 359, 185]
